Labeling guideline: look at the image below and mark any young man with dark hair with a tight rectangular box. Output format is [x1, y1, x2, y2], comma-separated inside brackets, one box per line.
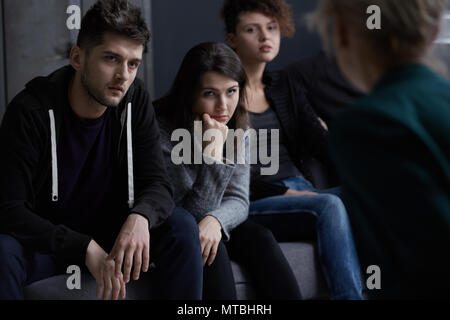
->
[0, 0, 202, 300]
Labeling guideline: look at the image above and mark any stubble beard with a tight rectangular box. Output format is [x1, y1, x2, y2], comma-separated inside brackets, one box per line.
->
[81, 60, 122, 108]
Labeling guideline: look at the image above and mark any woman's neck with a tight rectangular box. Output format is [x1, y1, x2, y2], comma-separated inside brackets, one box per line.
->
[361, 56, 428, 92]
[241, 61, 272, 113]
[243, 62, 267, 91]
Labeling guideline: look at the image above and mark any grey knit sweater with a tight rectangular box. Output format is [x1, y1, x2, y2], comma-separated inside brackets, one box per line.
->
[157, 117, 250, 240]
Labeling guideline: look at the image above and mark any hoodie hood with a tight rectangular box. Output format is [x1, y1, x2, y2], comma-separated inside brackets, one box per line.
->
[24, 65, 136, 208]
[25, 65, 75, 113]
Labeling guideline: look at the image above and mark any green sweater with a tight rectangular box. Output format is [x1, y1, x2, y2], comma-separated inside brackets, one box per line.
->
[329, 64, 450, 299]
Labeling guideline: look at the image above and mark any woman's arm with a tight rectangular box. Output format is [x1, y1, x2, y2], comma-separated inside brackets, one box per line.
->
[288, 73, 332, 166]
[158, 121, 235, 222]
[205, 136, 251, 241]
[249, 179, 288, 201]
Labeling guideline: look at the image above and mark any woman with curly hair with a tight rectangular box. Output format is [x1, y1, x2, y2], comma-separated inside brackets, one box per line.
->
[221, 0, 363, 300]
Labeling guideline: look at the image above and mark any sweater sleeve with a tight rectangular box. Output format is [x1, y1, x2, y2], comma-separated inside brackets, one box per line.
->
[158, 123, 235, 225]
[0, 101, 92, 265]
[206, 136, 251, 241]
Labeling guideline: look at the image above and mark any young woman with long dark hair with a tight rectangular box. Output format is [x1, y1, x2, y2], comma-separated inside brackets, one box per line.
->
[154, 42, 302, 300]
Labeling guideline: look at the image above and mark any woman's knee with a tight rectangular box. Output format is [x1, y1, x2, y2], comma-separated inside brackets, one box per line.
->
[317, 194, 351, 228]
[319, 194, 346, 212]
[245, 222, 277, 246]
[204, 241, 231, 271]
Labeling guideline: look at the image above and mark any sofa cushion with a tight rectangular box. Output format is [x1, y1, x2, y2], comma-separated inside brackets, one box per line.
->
[231, 242, 329, 300]
[24, 242, 329, 300]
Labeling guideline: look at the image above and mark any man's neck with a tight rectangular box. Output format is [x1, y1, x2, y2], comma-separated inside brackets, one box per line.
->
[68, 73, 107, 120]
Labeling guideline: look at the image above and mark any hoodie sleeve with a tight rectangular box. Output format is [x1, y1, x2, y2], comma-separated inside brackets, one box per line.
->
[0, 99, 92, 265]
[128, 86, 175, 229]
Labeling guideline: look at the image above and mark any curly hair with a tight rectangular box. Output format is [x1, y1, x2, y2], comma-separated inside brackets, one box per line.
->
[221, 0, 295, 37]
[77, 0, 150, 53]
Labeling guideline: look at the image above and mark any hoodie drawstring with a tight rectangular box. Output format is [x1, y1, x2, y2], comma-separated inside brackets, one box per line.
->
[49, 109, 58, 202]
[48, 104, 135, 208]
[127, 103, 135, 209]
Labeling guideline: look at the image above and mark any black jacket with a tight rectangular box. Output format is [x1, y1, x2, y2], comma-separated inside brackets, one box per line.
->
[250, 69, 332, 201]
[0, 65, 174, 264]
[286, 51, 365, 124]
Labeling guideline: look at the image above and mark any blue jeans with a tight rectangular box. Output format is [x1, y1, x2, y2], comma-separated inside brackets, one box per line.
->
[0, 207, 203, 300]
[249, 176, 363, 300]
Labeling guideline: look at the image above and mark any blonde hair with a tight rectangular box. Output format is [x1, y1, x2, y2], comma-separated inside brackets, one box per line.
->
[309, 0, 448, 64]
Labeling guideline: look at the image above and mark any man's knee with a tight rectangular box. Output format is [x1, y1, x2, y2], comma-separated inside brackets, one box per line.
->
[0, 235, 26, 277]
[167, 207, 201, 252]
[0, 235, 24, 264]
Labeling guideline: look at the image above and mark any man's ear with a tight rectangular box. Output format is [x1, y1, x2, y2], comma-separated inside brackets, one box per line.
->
[69, 45, 84, 71]
[226, 33, 237, 49]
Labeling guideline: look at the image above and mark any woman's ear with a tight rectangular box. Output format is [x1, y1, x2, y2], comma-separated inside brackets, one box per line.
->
[226, 33, 237, 49]
[333, 14, 350, 49]
[430, 25, 440, 44]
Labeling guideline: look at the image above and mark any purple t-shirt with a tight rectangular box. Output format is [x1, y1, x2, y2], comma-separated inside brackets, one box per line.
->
[57, 103, 117, 233]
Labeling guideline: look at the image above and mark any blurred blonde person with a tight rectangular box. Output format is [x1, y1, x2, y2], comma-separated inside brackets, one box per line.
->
[222, 0, 363, 300]
[310, 0, 450, 299]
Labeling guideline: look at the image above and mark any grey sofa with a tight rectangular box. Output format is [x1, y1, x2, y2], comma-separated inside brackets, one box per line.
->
[24, 241, 330, 300]
[24, 159, 333, 300]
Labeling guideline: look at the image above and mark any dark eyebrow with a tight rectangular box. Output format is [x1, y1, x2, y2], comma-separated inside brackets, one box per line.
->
[242, 20, 277, 28]
[102, 50, 121, 57]
[201, 85, 239, 91]
[102, 51, 142, 63]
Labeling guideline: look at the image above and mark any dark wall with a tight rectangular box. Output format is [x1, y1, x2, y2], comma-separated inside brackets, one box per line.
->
[0, 1, 5, 119]
[0, 0, 322, 120]
[152, 0, 321, 100]
[0, 0, 153, 121]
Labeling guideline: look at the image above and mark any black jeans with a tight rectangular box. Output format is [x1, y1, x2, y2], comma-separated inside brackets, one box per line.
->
[0, 207, 203, 300]
[202, 219, 302, 300]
